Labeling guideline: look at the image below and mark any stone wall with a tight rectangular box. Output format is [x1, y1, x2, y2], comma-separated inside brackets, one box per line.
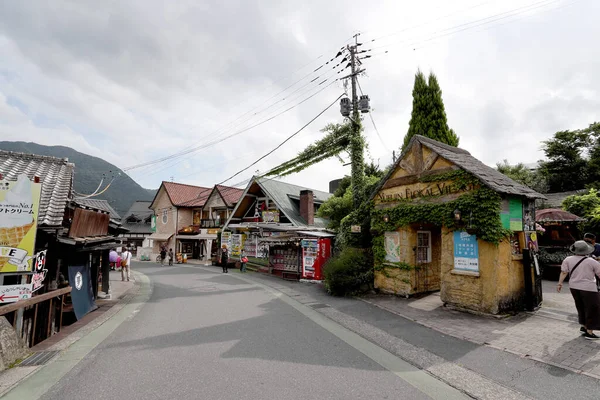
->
[0, 317, 28, 371]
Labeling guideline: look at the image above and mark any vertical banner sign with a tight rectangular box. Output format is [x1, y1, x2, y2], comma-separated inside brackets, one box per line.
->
[453, 231, 479, 272]
[151, 215, 157, 232]
[32, 250, 48, 292]
[0, 174, 42, 273]
[68, 265, 97, 320]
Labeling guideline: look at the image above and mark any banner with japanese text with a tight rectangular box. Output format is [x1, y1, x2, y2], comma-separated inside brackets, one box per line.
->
[0, 174, 42, 273]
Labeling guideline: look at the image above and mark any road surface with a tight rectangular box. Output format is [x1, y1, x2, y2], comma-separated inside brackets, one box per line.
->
[37, 262, 468, 400]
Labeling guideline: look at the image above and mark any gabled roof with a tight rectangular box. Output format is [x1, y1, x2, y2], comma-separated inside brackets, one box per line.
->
[120, 200, 153, 234]
[122, 200, 153, 219]
[0, 150, 74, 226]
[373, 135, 546, 200]
[178, 187, 213, 207]
[216, 185, 244, 207]
[226, 177, 333, 229]
[157, 181, 212, 207]
[74, 198, 121, 220]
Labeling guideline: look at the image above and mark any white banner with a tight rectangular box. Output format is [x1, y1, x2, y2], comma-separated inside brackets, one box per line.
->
[0, 246, 32, 271]
[0, 284, 33, 303]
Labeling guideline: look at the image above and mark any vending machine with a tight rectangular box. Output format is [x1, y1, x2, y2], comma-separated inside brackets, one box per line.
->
[301, 238, 331, 280]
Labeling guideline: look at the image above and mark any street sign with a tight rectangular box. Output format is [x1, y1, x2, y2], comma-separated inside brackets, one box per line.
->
[0, 284, 33, 303]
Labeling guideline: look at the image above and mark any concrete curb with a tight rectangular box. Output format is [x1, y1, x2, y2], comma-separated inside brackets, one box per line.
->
[0, 271, 151, 399]
[358, 297, 600, 381]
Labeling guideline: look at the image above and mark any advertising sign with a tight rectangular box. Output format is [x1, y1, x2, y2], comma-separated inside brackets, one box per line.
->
[0, 283, 33, 303]
[0, 174, 42, 273]
[384, 232, 401, 263]
[231, 234, 245, 257]
[453, 231, 479, 272]
[262, 210, 280, 223]
[32, 250, 48, 292]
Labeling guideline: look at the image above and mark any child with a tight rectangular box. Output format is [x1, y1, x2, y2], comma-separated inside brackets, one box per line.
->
[168, 248, 174, 266]
[240, 251, 248, 273]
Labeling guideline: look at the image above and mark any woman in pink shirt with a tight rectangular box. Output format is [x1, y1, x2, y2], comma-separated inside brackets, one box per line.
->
[557, 240, 600, 340]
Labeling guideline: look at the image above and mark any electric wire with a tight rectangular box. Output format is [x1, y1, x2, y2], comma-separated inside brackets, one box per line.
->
[357, 79, 387, 149]
[217, 93, 345, 185]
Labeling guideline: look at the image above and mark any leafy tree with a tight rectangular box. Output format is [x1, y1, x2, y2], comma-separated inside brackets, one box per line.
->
[496, 160, 548, 194]
[539, 129, 589, 192]
[402, 71, 459, 151]
[563, 189, 600, 235]
[584, 122, 600, 184]
[562, 189, 600, 220]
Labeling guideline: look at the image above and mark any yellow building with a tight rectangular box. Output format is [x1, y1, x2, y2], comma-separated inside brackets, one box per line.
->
[371, 135, 546, 314]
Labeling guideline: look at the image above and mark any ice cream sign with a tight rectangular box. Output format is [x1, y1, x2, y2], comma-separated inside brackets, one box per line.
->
[0, 174, 42, 273]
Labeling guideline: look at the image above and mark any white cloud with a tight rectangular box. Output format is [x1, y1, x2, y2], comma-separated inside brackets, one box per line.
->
[0, 0, 598, 194]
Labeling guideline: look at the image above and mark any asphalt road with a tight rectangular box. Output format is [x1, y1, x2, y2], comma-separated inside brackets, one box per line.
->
[38, 263, 468, 400]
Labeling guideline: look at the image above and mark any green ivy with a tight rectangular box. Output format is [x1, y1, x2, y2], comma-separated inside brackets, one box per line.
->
[371, 172, 511, 267]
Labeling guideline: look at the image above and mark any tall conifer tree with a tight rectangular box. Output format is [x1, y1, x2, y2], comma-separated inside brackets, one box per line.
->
[402, 71, 459, 151]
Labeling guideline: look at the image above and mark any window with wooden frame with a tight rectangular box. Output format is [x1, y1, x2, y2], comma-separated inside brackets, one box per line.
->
[416, 231, 432, 264]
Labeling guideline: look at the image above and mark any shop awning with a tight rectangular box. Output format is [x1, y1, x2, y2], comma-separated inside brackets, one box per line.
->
[176, 233, 217, 239]
[296, 231, 336, 238]
[148, 233, 174, 241]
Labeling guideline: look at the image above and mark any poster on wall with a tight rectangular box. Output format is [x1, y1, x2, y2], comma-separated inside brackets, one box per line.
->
[525, 231, 539, 252]
[453, 231, 479, 272]
[384, 232, 401, 263]
[0, 174, 42, 273]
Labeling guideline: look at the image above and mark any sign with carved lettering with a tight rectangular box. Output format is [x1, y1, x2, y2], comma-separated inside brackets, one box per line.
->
[377, 181, 475, 203]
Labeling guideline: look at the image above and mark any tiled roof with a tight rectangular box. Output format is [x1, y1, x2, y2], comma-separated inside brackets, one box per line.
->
[162, 182, 211, 206]
[216, 185, 244, 207]
[178, 187, 213, 207]
[122, 200, 153, 219]
[0, 150, 74, 227]
[375, 135, 546, 200]
[536, 190, 586, 209]
[74, 198, 121, 220]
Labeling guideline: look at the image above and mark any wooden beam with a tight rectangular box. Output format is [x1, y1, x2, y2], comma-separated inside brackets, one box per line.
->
[398, 159, 415, 175]
[382, 175, 419, 189]
[414, 142, 424, 173]
[423, 151, 439, 172]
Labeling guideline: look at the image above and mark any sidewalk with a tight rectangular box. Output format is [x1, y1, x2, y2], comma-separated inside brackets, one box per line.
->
[0, 271, 139, 396]
[361, 280, 600, 379]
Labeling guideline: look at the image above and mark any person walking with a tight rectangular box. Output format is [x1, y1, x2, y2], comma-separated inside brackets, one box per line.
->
[240, 250, 248, 273]
[221, 245, 229, 273]
[557, 240, 600, 340]
[168, 248, 174, 266]
[121, 247, 132, 282]
[160, 247, 167, 266]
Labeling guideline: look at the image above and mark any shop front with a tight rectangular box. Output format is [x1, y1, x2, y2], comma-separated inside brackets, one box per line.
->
[176, 225, 219, 261]
[371, 135, 545, 315]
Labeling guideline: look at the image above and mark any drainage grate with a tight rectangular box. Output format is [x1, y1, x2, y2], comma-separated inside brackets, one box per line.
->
[19, 350, 60, 366]
[309, 303, 330, 309]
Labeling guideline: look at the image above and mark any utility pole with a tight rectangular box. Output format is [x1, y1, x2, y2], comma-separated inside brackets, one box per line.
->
[347, 34, 365, 209]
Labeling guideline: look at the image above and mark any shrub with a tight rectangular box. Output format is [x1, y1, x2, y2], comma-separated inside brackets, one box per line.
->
[323, 247, 373, 296]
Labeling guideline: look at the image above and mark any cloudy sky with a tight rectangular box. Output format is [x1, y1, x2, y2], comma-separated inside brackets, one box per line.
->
[1, 0, 598, 193]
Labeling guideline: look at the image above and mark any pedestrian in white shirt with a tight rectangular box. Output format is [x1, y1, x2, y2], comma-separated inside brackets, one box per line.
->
[121, 248, 132, 282]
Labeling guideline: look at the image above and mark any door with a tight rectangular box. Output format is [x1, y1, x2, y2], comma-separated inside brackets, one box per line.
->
[414, 229, 442, 293]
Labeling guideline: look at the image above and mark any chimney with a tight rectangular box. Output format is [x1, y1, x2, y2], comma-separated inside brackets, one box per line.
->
[300, 190, 314, 226]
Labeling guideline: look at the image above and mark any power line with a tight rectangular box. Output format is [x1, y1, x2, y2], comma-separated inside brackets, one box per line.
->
[130, 78, 342, 179]
[357, 79, 387, 149]
[123, 49, 349, 173]
[367, 0, 566, 55]
[218, 93, 345, 185]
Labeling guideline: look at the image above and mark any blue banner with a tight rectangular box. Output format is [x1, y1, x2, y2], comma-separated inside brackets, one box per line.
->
[68, 265, 96, 320]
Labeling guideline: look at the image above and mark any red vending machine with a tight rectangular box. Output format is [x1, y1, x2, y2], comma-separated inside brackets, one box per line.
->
[301, 238, 331, 280]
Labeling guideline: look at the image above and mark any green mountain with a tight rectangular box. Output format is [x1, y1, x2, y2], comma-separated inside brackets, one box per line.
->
[0, 141, 155, 217]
